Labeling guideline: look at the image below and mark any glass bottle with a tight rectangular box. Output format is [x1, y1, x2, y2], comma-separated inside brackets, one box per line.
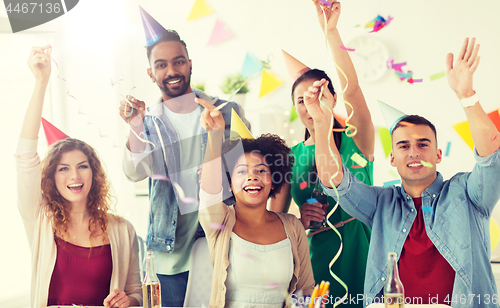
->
[384, 252, 405, 308]
[309, 180, 328, 229]
[143, 251, 162, 308]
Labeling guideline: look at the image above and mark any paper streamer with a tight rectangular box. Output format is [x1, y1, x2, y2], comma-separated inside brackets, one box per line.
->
[187, 0, 214, 21]
[339, 45, 355, 52]
[445, 142, 451, 156]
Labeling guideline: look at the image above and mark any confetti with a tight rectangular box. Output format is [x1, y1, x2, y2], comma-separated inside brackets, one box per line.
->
[365, 15, 393, 33]
[339, 45, 355, 52]
[300, 181, 308, 190]
[319, 0, 333, 7]
[350, 153, 367, 168]
[383, 179, 401, 187]
[420, 160, 433, 168]
[493, 134, 499, 141]
[430, 71, 446, 81]
[445, 142, 451, 156]
[307, 198, 319, 204]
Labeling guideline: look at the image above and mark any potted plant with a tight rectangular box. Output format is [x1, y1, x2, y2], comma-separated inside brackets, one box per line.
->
[220, 73, 249, 107]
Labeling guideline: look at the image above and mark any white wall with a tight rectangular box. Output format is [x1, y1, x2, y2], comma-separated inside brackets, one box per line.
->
[1, 0, 499, 305]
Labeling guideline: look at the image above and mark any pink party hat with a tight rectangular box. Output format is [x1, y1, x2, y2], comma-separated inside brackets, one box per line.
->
[139, 6, 167, 47]
[41, 117, 69, 146]
[282, 50, 311, 83]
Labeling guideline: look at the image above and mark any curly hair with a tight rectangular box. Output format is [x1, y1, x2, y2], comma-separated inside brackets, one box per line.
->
[41, 138, 114, 245]
[221, 134, 294, 199]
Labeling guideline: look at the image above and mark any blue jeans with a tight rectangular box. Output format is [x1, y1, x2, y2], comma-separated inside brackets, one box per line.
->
[157, 272, 189, 307]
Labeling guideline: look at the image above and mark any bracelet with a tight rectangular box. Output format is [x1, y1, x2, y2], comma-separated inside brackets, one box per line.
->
[460, 91, 479, 108]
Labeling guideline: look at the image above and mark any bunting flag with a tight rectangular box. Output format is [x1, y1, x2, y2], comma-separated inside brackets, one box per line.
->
[453, 108, 500, 150]
[377, 127, 392, 158]
[241, 53, 263, 78]
[290, 106, 298, 122]
[187, 0, 214, 21]
[207, 19, 234, 45]
[41, 117, 69, 146]
[259, 69, 283, 98]
[231, 109, 253, 139]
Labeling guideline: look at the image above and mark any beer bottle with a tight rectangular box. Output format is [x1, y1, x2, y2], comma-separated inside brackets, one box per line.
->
[384, 252, 405, 308]
[143, 251, 161, 308]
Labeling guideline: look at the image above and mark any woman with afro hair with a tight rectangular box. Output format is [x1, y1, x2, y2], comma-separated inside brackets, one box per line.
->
[196, 97, 314, 308]
[16, 46, 141, 307]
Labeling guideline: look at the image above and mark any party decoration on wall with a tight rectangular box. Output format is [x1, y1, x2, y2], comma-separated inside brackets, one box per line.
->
[207, 18, 234, 46]
[290, 107, 298, 122]
[454, 108, 500, 149]
[231, 109, 253, 139]
[241, 53, 264, 78]
[377, 100, 408, 133]
[377, 127, 392, 158]
[187, 0, 214, 21]
[259, 69, 284, 98]
[41, 117, 69, 146]
[139, 6, 167, 47]
[365, 15, 393, 33]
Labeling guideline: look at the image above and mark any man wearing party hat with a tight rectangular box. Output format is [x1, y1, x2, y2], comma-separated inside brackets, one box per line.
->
[119, 7, 250, 307]
[310, 38, 500, 307]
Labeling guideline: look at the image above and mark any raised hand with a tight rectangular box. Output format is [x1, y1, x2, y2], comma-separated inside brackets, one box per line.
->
[314, 0, 340, 33]
[119, 95, 146, 126]
[196, 98, 225, 131]
[103, 288, 132, 308]
[446, 37, 480, 99]
[303, 79, 336, 126]
[27, 45, 52, 83]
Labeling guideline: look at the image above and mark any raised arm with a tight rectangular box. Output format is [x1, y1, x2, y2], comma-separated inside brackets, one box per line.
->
[314, 0, 374, 158]
[21, 46, 52, 140]
[446, 38, 500, 157]
[304, 79, 344, 188]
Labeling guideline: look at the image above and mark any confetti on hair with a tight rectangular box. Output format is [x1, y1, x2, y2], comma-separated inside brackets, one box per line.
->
[365, 15, 393, 33]
[420, 160, 433, 168]
[300, 181, 308, 190]
[339, 45, 355, 52]
[208, 222, 227, 231]
[350, 153, 367, 168]
[445, 142, 451, 156]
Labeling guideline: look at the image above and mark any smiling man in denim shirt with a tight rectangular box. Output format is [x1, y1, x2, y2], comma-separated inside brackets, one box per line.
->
[118, 28, 250, 307]
[304, 38, 500, 307]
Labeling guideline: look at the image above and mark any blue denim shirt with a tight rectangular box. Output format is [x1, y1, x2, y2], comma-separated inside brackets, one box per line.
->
[123, 88, 250, 253]
[323, 147, 500, 307]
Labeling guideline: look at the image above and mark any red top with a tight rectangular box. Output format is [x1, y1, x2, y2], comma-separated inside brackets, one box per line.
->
[398, 197, 455, 304]
[47, 237, 113, 306]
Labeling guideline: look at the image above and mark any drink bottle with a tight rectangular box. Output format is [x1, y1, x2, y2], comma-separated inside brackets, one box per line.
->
[384, 252, 405, 308]
[143, 251, 161, 308]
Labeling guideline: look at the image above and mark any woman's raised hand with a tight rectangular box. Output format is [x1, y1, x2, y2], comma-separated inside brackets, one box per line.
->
[196, 97, 226, 131]
[27, 45, 52, 83]
[315, 0, 341, 34]
[304, 79, 336, 127]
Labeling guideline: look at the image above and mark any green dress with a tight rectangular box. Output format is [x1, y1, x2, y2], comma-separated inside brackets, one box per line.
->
[290, 134, 372, 308]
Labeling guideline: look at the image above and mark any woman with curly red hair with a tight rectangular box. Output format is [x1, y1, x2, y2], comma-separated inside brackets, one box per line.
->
[16, 45, 142, 307]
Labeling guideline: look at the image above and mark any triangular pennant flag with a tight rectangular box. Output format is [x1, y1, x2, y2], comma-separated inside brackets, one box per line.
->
[231, 109, 253, 139]
[377, 100, 407, 133]
[453, 108, 500, 150]
[290, 106, 298, 122]
[187, 0, 214, 21]
[41, 117, 69, 146]
[139, 6, 167, 47]
[259, 69, 283, 98]
[207, 19, 234, 46]
[281, 50, 311, 84]
[241, 53, 263, 78]
[377, 127, 392, 158]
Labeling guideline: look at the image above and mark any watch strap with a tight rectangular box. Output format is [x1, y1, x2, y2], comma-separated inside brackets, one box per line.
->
[460, 91, 479, 108]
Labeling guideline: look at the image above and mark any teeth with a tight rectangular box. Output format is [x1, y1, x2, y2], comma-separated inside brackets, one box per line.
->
[68, 184, 83, 188]
[167, 79, 181, 84]
[244, 186, 262, 191]
[408, 163, 422, 167]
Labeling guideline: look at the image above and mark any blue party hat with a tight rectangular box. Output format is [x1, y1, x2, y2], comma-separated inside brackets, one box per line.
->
[139, 6, 167, 47]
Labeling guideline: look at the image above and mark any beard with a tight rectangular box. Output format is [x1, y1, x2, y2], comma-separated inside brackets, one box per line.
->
[156, 73, 192, 99]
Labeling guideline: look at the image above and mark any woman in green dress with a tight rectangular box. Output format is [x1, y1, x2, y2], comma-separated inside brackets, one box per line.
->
[270, 1, 374, 307]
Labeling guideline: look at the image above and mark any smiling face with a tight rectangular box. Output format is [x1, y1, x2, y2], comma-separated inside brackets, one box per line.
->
[231, 152, 273, 208]
[54, 150, 93, 208]
[390, 124, 442, 190]
[147, 41, 192, 100]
